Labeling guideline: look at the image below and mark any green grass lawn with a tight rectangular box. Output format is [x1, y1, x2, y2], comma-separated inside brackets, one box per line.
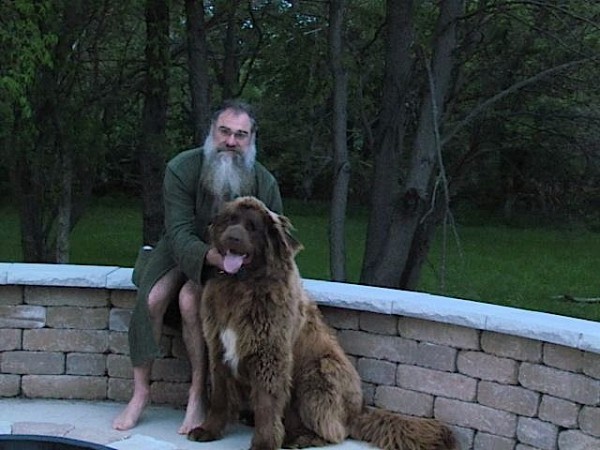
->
[1, 197, 599, 322]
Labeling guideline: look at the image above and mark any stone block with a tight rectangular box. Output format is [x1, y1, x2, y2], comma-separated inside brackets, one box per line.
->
[558, 429, 600, 449]
[151, 357, 191, 383]
[375, 385, 433, 417]
[539, 395, 579, 428]
[110, 289, 136, 308]
[320, 306, 359, 330]
[544, 343, 584, 373]
[359, 311, 397, 335]
[0, 329, 22, 351]
[579, 406, 600, 437]
[108, 331, 129, 354]
[361, 381, 375, 405]
[67, 353, 106, 375]
[436, 397, 517, 438]
[47, 306, 109, 329]
[107, 354, 132, 379]
[397, 365, 476, 401]
[0, 374, 21, 396]
[0, 305, 46, 329]
[108, 377, 132, 402]
[109, 308, 131, 332]
[583, 351, 600, 380]
[0, 285, 23, 305]
[458, 351, 518, 384]
[170, 334, 187, 360]
[398, 317, 479, 350]
[478, 381, 539, 416]
[357, 357, 396, 385]
[482, 332, 542, 362]
[453, 426, 474, 450]
[1, 351, 64, 375]
[22, 375, 107, 400]
[25, 286, 109, 307]
[338, 330, 418, 364]
[519, 363, 600, 405]
[474, 432, 515, 450]
[414, 342, 457, 372]
[23, 329, 109, 353]
[517, 417, 558, 450]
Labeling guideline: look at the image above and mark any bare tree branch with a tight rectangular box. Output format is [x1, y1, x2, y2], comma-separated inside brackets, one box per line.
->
[442, 57, 597, 146]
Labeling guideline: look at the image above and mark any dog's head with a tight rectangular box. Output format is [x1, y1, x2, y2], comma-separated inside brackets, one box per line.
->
[209, 196, 302, 276]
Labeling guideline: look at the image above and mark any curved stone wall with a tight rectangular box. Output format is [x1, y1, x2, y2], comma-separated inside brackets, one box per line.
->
[0, 263, 599, 450]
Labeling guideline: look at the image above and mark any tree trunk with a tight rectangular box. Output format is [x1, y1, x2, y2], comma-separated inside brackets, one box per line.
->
[185, 0, 211, 145]
[328, 0, 349, 282]
[139, 0, 170, 245]
[360, 0, 414, 283]
[55, 149, 72, 263]
[221, 1, 241, 99]
[363, 0, 463, 288]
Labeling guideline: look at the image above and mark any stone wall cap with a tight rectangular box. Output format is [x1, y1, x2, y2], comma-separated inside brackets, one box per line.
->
[6, 263, 120, 288]
[0, 263, 10, 284]
[106, 268, 135, 290]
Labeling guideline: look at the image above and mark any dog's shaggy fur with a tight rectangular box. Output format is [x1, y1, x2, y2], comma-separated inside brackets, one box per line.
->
[188, 196, 458, 450]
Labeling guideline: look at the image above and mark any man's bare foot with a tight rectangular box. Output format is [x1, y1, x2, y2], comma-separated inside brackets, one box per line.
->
[178, 395, 204, 435]
[112, 391, 150, 431]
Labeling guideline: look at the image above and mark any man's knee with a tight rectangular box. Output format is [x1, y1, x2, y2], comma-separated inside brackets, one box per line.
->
[147, 269, 182, 318]
[179, 281, 203, 320]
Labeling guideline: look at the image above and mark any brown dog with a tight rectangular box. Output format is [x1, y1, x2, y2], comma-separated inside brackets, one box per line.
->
[188, 196, 457, 450]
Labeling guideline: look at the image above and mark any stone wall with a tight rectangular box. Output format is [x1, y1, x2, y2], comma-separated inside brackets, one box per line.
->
[0, 263, 599, 450]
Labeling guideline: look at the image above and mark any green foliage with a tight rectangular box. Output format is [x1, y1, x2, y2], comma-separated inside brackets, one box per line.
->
[0, 1, 57, 116]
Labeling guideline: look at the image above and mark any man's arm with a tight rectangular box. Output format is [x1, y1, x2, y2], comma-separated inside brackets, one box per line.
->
[162, 164, 209, 284]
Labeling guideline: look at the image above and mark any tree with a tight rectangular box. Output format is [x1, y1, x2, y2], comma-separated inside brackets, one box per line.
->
[328, 0, 350, 281]
[2, 0, 106, 262]
[185, 0, 211, 145]
[360, 0, 599, 289]
[138, 0, 170, 245]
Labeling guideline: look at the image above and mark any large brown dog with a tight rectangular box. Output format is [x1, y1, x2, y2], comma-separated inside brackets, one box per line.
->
[188, 196, 457, 450]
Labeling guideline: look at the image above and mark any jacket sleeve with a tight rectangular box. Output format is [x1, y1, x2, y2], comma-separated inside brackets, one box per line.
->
[162, 163, 208, 285]
[265, 180, 283, 215]
[258, 166, 283, 215]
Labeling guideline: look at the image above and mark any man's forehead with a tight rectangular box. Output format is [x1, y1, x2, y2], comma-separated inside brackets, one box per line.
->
[215, 110, 252, 132]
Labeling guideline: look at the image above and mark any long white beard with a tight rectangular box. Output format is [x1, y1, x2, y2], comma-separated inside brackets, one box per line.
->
[201, 133, 256, 201]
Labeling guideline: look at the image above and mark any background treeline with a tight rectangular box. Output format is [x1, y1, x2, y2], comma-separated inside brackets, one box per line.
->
[1, 1, 598, 290]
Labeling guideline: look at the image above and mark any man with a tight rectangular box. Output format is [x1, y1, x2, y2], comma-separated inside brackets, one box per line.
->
[112, 100, 282, 433]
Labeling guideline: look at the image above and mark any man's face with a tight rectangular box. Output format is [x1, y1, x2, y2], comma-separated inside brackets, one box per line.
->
[201, 108, 257, 200]
[212, 109, 253, 155]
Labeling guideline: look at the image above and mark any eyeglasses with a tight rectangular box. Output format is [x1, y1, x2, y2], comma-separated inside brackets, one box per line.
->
[217, 126, 250, 142]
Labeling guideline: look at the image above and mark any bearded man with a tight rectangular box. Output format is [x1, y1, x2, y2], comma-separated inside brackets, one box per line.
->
[113, 100, 282, 433]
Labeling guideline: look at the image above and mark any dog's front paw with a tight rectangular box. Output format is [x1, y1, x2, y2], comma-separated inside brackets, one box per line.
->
[187, 426, 221, 442]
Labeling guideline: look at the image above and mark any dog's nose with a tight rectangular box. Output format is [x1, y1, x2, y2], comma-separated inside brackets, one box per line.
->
[224, 225, 244, 244]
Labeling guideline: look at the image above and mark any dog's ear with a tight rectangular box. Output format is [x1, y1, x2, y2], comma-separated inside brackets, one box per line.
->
[265, 210, 303, 259]
[274, 212, 303, 256]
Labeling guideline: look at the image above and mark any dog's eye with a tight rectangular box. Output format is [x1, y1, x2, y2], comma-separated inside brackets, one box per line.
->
[245, 220, 256, 232]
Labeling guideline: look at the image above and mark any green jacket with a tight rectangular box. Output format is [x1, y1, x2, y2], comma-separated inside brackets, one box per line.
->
[129, 147, 282, 366]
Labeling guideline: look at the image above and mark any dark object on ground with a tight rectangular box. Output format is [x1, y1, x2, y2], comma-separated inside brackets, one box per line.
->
[0, 435, 112, 450]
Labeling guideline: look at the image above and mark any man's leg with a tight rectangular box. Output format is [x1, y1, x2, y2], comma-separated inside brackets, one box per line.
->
[177, 279, 207, 434]
[113, 269, 183, 430]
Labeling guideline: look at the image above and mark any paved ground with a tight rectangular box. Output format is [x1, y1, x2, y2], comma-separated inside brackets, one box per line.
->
[0, 398, 372, 450]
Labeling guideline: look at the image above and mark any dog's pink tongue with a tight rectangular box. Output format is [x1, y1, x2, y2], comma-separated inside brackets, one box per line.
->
[223, 251, 245, 274]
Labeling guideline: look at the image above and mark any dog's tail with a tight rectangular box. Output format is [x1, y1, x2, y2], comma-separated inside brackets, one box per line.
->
[348, 406, 458, 450]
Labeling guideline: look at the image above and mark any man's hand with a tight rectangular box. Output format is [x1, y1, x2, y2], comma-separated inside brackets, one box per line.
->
[205, 247, 225, 271]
